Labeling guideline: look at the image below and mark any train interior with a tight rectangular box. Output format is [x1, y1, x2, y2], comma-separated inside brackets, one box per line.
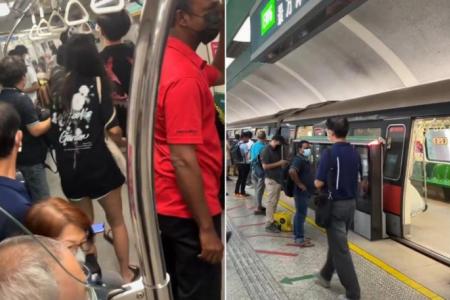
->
[403, 117, 450, 260]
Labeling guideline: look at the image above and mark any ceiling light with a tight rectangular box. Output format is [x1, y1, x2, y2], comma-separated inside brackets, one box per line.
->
[0, 2, 11, 17]
[233, 17, 250, 43]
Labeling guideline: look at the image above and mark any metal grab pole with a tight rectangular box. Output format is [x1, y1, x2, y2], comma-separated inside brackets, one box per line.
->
[126, 0, 176, 299]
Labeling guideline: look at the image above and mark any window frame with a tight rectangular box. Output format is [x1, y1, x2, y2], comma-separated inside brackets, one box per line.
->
[384, 124, 406, 181]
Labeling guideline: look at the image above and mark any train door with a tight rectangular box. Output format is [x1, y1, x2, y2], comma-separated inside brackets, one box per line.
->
[382, 120, 410, 238]
[403, 117, 450, 261]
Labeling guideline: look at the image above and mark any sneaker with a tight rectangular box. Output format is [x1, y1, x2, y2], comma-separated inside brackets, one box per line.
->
[315, 273, 330, 288]
[241, 193, 251, 197]
[254, 209, 265, 216]
[265, 223, 281, 233]
[294, 239, 314, 247]
[234, 193, 243, 198]
[337, 295, 350, 300]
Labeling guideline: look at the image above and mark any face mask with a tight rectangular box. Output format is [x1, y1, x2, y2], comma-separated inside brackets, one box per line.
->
[75, 248, 86, 264]
[189, 8, 221, 45]
[303, 148, 311, 157]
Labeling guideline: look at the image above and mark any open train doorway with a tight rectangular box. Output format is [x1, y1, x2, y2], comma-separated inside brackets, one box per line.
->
[403, 117, 450, 261]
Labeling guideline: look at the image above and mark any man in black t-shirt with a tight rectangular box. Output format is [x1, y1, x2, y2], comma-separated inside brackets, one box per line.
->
[97, 10, 134, 137]
[0, 56, 51, 202]
[261, 135, 289, 233]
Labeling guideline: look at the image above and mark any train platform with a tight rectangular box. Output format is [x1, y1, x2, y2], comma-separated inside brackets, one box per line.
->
[226, 180, 450, 300]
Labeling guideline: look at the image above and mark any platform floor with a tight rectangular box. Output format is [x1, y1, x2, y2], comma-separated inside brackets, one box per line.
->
[226, 179, 450, 300]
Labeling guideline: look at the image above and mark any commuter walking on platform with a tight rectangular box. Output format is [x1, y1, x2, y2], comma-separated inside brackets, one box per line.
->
[315, 117, 361, 300]
[47, 34, 135, 283]
[233, 132, 251, 197]
[0, 103, 31, 242]
[0, 56, 51, 202]
[97, 9, 134, 137]
[289, 140, 314, 247]
[155, 0, 224, 299]
[261, 135, 289, 233]
[250, 130, 267, 215]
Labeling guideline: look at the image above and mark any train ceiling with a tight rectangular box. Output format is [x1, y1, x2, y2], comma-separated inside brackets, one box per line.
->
[227, 0, 450, 123]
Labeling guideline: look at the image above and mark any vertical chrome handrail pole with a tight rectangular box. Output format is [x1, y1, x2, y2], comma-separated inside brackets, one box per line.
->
[127, 0, 176, 299]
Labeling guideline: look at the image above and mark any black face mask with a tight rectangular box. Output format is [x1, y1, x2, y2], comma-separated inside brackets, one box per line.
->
[191, 8, 221, 45]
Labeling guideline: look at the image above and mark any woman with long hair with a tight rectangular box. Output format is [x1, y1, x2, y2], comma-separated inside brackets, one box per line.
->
[47, 33, 134, 282]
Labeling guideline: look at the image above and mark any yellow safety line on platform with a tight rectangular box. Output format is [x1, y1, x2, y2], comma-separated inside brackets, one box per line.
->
[277, 199, 444, 300]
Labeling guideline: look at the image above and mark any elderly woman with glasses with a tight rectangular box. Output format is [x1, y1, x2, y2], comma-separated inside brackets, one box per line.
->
[24, 197, 133, 299]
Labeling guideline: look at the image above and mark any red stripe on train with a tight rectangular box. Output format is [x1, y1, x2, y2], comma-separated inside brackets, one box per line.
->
[383, 183, 402, 215]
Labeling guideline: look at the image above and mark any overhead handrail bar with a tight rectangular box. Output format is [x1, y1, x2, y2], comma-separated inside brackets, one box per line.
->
[124, 0, 177, 299]
[64, 0, 89, 26]
[90, 0, 125, 14]
[37, 19, 52, 36]
[48, 10, 68, 33]
[3, 0, 34, 55]
[70, 22, 93, 34]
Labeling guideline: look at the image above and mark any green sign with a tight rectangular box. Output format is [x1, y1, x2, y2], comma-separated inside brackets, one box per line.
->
[260, 0, 276, 36]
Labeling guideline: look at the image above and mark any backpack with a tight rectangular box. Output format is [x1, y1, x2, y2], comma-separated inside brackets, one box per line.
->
[231, 143, 244, 164]
[281, 161, 295, 197]
[251, 155, 265, 178]
[104, 56, 129, 103]
[37, 80, 52, 109]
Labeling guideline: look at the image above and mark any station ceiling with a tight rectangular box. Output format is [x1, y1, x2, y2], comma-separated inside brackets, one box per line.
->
[226, 0, 450, 123]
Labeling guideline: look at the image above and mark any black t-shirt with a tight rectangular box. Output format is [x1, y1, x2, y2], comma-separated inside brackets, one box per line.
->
[48, 76, 118, 170]
[290, 155, 315, 192]
[0, 88, 47, 165]
[261, 145, 283, 183]
[100, 43, 134, 99]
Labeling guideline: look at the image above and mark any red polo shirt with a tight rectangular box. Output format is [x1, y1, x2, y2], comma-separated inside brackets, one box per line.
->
[154, 37, 223, 218]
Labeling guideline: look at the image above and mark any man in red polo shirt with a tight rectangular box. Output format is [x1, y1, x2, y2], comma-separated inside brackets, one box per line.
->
[154, 0, 224, 299]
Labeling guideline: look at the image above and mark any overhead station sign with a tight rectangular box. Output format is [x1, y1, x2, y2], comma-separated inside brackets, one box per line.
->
[250, 0, 366, 63]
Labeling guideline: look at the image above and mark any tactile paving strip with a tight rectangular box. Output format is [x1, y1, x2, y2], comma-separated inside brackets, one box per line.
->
[226, 217, 288, 300]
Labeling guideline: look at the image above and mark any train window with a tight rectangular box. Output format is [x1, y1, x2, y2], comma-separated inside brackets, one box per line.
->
[353, 128, 381, 137]
[269, 127, 277, 138]
[384, 125, 406, 180]
[280, 127, 289, 138]
[425, 129, 450, 163]
[296, 126, 313, 139]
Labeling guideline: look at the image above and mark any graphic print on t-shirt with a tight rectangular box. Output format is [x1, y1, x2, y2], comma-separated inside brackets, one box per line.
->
[52, 84, 96, 151]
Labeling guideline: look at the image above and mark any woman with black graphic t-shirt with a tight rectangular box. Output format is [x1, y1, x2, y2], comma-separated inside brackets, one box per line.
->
[48, 34, 136, 283]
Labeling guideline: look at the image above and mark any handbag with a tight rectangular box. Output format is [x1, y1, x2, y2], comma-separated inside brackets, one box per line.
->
[96, 77, 127, 178]
[314, 148, 335, 228]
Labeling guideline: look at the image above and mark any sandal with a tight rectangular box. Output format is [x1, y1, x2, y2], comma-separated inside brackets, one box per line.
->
[103, 229, 114, 245]
[128, 265, 140, 282]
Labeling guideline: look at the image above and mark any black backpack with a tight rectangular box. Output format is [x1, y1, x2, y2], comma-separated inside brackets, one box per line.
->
[281, 162, 295, 197]
[231, 143, 244, 164]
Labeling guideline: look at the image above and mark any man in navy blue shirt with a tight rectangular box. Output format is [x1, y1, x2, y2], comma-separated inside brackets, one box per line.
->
[314, 117, 361, 300]
[0, 103, 32, 242]
[289, 140, 314, 247]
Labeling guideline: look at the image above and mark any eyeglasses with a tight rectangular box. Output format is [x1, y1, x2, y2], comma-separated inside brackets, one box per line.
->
[64, 239, 91, 255]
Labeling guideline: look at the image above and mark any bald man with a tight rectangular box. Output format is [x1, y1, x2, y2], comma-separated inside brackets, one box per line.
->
[0, 235, 90, 300]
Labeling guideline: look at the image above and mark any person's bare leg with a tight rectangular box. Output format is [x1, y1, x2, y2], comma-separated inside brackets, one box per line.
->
[98, 187, 133, 282]
[70, 198, 97, 255]
[71, 197, 94, 222]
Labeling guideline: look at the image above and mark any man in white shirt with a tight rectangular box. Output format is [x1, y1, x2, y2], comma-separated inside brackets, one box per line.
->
[12, 45, 39, 104]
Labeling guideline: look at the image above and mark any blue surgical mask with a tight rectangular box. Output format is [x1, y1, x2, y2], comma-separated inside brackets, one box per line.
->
[303, 148, 311, 157]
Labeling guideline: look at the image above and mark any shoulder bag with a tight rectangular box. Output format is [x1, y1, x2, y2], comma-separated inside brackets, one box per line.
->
[314, 148, 336, 228]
